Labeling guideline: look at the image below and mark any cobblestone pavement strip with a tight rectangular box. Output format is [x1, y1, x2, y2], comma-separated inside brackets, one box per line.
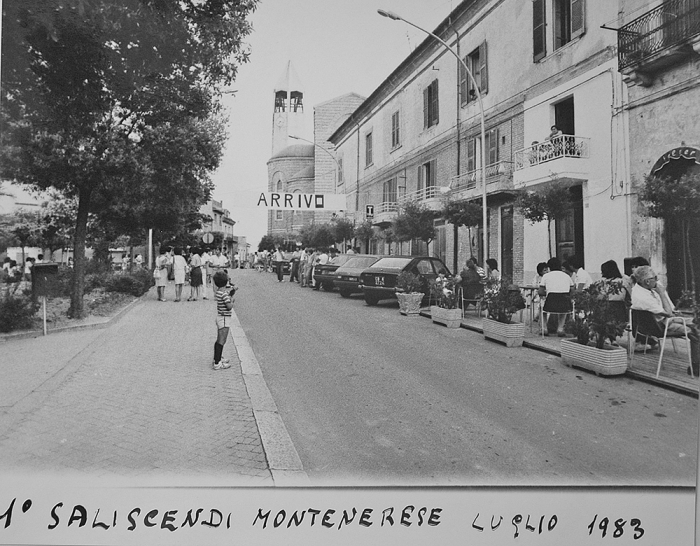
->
[0, 290, 276, 485]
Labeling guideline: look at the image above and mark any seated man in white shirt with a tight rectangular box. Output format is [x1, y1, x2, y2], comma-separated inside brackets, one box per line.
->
[631, 265, 698, 343]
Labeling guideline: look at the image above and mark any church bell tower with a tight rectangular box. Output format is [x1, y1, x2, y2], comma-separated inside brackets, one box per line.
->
[271, 61, 305, 155]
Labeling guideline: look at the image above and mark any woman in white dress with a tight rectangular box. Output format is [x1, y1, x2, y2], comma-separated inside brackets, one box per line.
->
[171, 247, 188, 302]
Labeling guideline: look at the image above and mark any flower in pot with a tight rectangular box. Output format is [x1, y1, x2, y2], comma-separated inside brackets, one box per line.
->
[395, 271, 424, 316]
[480, 278, 526, 346]
[561, 280, 629, 375]
[429, 275, 462, 327]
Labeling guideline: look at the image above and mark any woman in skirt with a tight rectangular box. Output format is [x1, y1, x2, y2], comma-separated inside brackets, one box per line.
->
[538, 257, 574, 336]
[188, 247, 203, 301]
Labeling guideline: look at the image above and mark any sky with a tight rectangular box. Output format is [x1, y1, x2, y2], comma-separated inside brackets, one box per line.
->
[210, 0, 460, 249]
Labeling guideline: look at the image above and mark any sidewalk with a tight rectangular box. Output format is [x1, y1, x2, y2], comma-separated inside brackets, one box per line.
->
[0, 287, 307, 485]
[425, 308, 699, 397]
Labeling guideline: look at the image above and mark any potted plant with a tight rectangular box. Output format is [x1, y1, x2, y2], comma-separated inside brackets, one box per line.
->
[429, 276, 462, 328]
[481, 278, 526, 347]
[561, 280, 628, 375]
[395, 271, 424, 316]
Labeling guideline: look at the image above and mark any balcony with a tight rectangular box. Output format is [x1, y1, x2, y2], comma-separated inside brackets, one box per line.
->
[372, 201, 399, 225]
[513, 135, 591, 188]
[398, 185, 447, 211]
[449, 160, 514, 201]
[618, 0, 700, 85]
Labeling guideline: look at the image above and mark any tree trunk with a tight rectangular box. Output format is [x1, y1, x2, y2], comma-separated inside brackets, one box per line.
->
[453, 223, 459, 274]
[68, 186, 92, 318]
[547, 218, 553, 259]
[686, 220, 696, 295]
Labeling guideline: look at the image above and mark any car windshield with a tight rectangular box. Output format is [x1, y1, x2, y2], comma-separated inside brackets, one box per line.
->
[368, 257, 412, 269]
[330, 255, 352, 266]
[338, 256, 380, 270]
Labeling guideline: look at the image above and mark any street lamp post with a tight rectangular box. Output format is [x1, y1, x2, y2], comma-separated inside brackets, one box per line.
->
[289, 134, 339, 194]
[377, 9, 489, 265]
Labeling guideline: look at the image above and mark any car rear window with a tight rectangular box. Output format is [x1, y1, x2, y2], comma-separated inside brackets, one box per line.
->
[330, 255, 352, 266]
[368, 257, 412, 269]
[339, 256, 380, 270]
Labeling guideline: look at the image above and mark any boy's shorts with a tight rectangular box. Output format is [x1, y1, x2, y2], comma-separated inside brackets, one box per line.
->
[215, 315, 231, 329]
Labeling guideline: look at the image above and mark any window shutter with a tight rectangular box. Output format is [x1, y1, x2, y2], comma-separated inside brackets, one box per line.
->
[429, 159, 437, 187]
[533, 0, 547, 62]
[571, 0, 585, 38]
[432, 80, 439, 125]
[467, 138, 476, 173]
[488, 128, 499, 165]
[423, 87, 429, 128]
[418, 164, 424, 191]
[460, 59, 468, 105]
[479, 41, 488, 95]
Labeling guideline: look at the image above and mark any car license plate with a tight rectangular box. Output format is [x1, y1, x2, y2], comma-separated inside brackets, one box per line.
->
[375, 276, 385, 286]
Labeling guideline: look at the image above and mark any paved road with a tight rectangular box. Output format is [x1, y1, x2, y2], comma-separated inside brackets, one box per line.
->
[0, 289, 274, 484]
[232, 269, 699, 486]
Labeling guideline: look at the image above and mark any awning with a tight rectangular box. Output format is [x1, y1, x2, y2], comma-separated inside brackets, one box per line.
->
[651, 147, 700, 174]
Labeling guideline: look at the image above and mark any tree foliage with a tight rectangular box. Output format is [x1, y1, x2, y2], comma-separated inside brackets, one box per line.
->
[392, 201, 438, 245]
[515, 182, 574, 258]
[332, 216, 355, 247]
[353, 220, 376, 249]
[299, 223, 335, 249]
[1, 0, 258, 317]
[640, 172, 700, 295]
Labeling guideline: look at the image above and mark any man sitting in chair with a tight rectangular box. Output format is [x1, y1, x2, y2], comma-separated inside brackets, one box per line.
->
[631, 265, 699, 344]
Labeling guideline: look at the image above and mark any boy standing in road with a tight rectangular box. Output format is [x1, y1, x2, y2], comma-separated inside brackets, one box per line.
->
[212, 270, 236, 370]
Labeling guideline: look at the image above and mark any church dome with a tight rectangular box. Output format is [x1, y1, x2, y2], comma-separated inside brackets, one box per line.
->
[269, 143, 314, 161]
[292, 165, 315, 179]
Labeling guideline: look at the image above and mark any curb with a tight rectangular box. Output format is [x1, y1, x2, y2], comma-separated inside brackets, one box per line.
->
[0, 292, 146, 343]
[228, 309, 310, 486]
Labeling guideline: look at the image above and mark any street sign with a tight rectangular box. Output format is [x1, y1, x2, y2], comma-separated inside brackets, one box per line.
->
[366, 204, 375, 218]
[202, 232, 214, 244]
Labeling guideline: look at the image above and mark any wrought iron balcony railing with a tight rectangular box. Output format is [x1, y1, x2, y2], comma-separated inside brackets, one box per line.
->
[618, 0, 700, 70]
[514, 135, 590, 170]
[450, 160, 514, 190]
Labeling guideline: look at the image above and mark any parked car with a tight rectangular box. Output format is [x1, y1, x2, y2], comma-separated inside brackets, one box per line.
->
[312, 254, 354, 291]
[334, 255, 384, 298]
[359, 255, 452, 305]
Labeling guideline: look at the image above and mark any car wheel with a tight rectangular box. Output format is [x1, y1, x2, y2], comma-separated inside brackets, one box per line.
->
[364, 293, 379, 306]
[339, 289, 352, 298]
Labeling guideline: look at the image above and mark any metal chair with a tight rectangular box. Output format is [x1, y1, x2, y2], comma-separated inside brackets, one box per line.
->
[459, 284, 483, 318]
[629, 309, 694, 378]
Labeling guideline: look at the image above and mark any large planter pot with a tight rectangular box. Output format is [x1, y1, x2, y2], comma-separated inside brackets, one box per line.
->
[482, 317, 524, 347]
[560, 339, 628, 376]
[397, 292, 423, 316]
[430, 306, 462, 328]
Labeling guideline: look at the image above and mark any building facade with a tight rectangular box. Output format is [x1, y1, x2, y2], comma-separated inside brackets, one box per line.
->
[329, 0, 645, 286]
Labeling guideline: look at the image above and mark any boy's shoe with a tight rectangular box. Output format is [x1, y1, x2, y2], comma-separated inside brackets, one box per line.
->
[220, 360, 231, 369]
[213, 361, 224, 370]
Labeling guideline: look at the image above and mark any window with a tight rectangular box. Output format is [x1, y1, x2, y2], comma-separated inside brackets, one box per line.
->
[274, 91, 287, 112]
[383, 178, 397, 203]
[460, 42, 488, 105]
[423, 79, 439, 129]
[533, 0, 585, 61]
[391, 111, 401, 148]
[466, 127, 499, 171]
[290, 91, 303, 113]
[365, 132, 373, 167]
[418, 160, 437, 194]
[337, 157, 344, 184]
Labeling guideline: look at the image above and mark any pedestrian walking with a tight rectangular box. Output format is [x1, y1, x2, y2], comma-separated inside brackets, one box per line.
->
[154, 247, 170, 301]
[187, 247, 203, 301]
[172, 247, 187, 302]
[273, 247, 285, 282]
[212, 270, 235, 370]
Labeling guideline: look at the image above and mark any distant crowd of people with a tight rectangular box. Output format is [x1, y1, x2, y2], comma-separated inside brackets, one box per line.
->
[152, 246, 234, 302]
[1, 254, 46, 284]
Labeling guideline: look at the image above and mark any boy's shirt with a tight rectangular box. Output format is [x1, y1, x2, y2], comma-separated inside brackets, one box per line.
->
[215, 288, 232, 316]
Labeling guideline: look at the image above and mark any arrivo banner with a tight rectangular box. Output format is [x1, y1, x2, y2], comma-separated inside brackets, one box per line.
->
[256, 192, 346, 211]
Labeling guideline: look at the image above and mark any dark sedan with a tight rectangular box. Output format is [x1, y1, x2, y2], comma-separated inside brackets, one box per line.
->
[358, 256, 452, 305]
[333, 255, 384, 298]
[312, 254, 354, 291]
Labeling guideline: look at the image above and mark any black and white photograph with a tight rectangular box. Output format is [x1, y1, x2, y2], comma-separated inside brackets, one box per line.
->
[1, 0, 699, 544]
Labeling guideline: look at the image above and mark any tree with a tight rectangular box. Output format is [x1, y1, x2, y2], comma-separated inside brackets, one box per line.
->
[354, 220, 376, 252]
[441, 198, 482, 271]
[258, 235, 277, 253]
[392, 201, 438, 248]
[2, 0, 257, 317]
[515, 182, 574, 258]
[331, 216, 355, 251]
[640, 172, 700, 296]
[299, 223, 335, 249]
